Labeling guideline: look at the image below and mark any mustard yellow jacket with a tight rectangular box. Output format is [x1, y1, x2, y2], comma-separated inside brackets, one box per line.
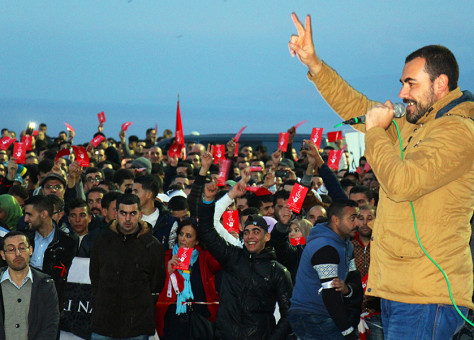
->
[309, 63, 474, 309]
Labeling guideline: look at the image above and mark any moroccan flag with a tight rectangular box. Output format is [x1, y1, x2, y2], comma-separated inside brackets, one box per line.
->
[170, 99, 185, 159]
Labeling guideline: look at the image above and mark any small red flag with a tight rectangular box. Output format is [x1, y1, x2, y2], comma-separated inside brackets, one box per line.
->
[327, 131, 343, 142]
[310, 128, 324, 149]
[13, 143, 26, 164]
[0, 137, 16, 150]
[278, 133, 289, 152]
[327, 150, 342, 170]
[21, 135, 33, 151]
[223, 210, 240, 233]
[287, 183, 309, 214]
[97, 111, 106, 123]
[90, 135, 106, 148]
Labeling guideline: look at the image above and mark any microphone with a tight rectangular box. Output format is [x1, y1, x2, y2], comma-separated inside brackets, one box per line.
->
[341, 103, 406, 125]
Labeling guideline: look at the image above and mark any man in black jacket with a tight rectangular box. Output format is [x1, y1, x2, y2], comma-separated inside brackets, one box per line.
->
[89, 193, 165, 339]
[198, 178, 293, 340]
[0, 231, 59, 340]
[24, 195, 77, 311]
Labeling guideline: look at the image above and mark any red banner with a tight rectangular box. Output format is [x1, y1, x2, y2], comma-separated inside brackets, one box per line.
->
[0, 137, 16, 150]
[290, 237, 306, 246]
[72, 146, 90, 167]
[287, 183, 309, 214]
[21, 135, 33, 151]
[13, 142, 26, 164]
[217, 159, 231, 186]
[327, 131, 343, 142]
[310, 127, 324, 149]
[121, 122, 133, 131]
[213, 144, 226, 165]
[223, 210, 239, 233]
[90, 135, 106, 148]
[327, 150, 342, 170]
[278, 132, 289, 152]
[173, 248, 194, 270]
[97, 111, 106, 123]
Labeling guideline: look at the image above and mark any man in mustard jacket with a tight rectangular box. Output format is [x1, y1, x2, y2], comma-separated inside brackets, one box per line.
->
[289, 12, 473, 339]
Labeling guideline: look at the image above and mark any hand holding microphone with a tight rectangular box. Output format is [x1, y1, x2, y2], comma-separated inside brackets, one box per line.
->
[335, 101, 406, 130]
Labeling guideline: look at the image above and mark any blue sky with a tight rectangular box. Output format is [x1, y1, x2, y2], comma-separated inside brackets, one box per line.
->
[1, 1, 473, 143]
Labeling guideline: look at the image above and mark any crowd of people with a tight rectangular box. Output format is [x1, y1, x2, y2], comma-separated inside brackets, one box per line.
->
[0, 12, 473, 340]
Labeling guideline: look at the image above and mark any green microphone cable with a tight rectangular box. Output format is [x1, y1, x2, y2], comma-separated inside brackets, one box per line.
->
[392, 119, 473, 327]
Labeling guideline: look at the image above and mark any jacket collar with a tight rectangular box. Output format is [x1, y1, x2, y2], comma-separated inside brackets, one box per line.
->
[109, 220, 150, 239]
[417, 87, 463, 124]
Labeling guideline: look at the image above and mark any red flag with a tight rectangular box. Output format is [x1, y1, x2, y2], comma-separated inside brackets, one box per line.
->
[121, 122, 133, 131]
[327, 150, 342, 170]
[213, 144, 226, 165]
[310, 128, 324, 149]
[55, 148, 71, 162]
[64, 122, 75, 133]
[90, 135, 106, 148]
[97, 111, 106, 123]
[290, 237, 306, 246]
[294, 120, 307, 129]
[217, 159, 232, 186]
[173, 248, 194, 270]
[21, 135, 33, 151]
[170, 100, 185, 159]
[0, 137, 16, 150]
[72, 146, 90, 167]
[327, 131, 343, 142]
[13, 143, 26, 164]
[287, 183, 309, 214]
[234, 142, 239, 158]
[278, 132, 289, 152]
[223, 210, 240, 233]
[234, 126, 247, 142]
[246, 186, 273, 196]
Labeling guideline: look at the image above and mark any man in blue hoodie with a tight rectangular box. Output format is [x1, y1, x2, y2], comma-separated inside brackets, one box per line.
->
[289, 200, 363, 340]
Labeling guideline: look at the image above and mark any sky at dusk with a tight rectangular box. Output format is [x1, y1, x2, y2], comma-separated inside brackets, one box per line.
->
[1, 1, 473, 143]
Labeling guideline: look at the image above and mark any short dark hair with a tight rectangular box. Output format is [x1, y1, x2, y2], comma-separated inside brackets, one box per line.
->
[46, 194, 64, 213]
[3, 231, 30, 250]
[349, 185, 373, 200]
[24, 195, 54, 217]
[85, 167, 104, 177]
[134, 175, 160, 197]
[273, 190, 290, 204]
[101, 191, 123, 209]
[113, 169, 135, 187]
[340, 178, 357, 192]
[146, 128, 155, 135]
[8, 185, 29, 201]
[66, 198, 91, 215]
[129, 135, 139, 143]
[327, 199, 358, 223]
[405, 45, 459, 91]
[86, 186, 107, 200]
[168, 196, 189, 212]
[38, 159, 54, 174]
[116, 193, 141, 211]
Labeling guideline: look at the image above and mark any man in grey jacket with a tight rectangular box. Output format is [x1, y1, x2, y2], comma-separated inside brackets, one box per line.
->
[0, 230, 59, 340]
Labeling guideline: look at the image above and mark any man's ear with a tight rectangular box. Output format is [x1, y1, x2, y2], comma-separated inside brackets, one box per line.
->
[434, 74, 449, 97]
[265, 232, 271, 242]
[0, 251, 5, 261]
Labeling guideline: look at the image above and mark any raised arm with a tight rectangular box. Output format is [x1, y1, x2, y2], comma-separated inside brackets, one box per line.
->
[288, 13, 323, 77]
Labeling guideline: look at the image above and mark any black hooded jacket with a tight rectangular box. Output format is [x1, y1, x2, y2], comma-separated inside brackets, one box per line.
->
[198, 203, 293, 340]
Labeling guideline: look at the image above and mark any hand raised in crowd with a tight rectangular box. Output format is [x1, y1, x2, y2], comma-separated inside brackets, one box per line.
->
[278, 205, 293, 225]
[228, 178, 248, 200]
[51, 160, 63, 176]
[118, 129, 126, 143]
[200, 152, 213, 172]
[168, 153, 179, 167]
[98, 122, 104, 133]
[167, 254, 180, 275]
[271, 149, 282, 169]
[226, 138, 236, 158]
[263, 171, 275, 189]
[6, 160, 18, 181]
[68, 161, 82, 187]
[68, 129, 75, 141]
[331, 278, 350, 295]
[288, 13, 323, 76]
[240, 168, 251, 184]
[365, 100, 395, 131]
[287, 126, 296, 144]
[303, 139, 324, 170]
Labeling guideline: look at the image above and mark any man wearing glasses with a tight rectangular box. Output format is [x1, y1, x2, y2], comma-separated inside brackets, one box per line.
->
[0, 230, 59, 339]
[83, 168, 104, 193]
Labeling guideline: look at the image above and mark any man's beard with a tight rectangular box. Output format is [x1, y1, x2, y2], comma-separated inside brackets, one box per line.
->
[405, 85, 437, 124]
